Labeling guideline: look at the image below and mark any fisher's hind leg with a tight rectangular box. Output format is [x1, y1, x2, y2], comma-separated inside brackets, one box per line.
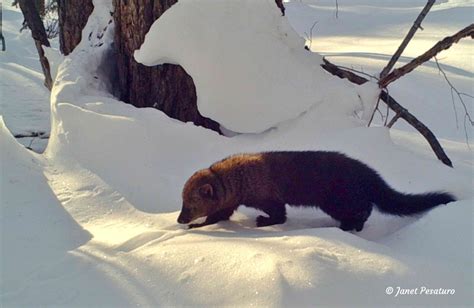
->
[254, 201, 287, 227]
[321, 201, 373, 232]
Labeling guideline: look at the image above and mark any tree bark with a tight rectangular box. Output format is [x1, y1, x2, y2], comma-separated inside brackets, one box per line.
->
[1, 2, 5, 51]
[58, 0, 94, 55]
[18, 0, 52, 90]
[35, 0, 45, 18]
[113, 0, 221, 133]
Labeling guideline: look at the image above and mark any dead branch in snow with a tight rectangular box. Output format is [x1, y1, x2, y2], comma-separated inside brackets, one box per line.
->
[379, 24, 474, 88]
[321, 58, 453, 167]
[276, 0, 457, 167]
[379, 0, 436, 79]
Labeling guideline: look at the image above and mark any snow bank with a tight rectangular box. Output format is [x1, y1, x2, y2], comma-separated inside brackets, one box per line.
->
[0, 117, 90, 299]
[3, 0, 472, 306]
[134, 0, 374, 133]
[0, 6, 54, 152]
[284, 0, 474, 142]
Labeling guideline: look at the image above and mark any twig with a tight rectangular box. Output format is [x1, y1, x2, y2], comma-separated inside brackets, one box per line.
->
[379, 0, 436, 79]
[387, 113, 402, 128]
[383, 87, 391, 126]
[335, 0, 339, 19]
[434, 56, 473, 144]
[321, 58, 453, 167]
[304, 21, 319, 50]
[275, 0, 285, 16]
[331, 64, 379, 81]
[321, 58, 367, 85]
[367, 95, 382, 127]
[380, 24, 474, 87]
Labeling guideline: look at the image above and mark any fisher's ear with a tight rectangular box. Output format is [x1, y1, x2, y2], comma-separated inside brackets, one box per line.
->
[199, 183, 214, 199]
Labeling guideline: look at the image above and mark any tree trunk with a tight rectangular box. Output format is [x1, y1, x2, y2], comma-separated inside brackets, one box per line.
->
[18, 0, 52, 90]
[35, 0, 45, 18]
[113, 0, 221, 133]
[1, 2, 5, 51]
[58, 0, 94, 55]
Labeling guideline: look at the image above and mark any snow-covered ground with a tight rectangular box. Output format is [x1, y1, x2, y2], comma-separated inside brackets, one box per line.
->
[0, 7, 58, 153]
[1, 0, 473, 306]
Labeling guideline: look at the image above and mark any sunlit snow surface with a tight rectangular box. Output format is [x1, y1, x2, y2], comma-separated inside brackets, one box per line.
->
[135, 0, 372, 134]
[1, 0, 473, 306]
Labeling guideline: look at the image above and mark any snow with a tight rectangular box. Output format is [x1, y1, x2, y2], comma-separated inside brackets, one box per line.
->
[134, 0, 376, 134]
[0, 117, 91, 298]
[1, 0, 473, 306]
[285, 0, 474, 142]
[0, 6, 55, 152]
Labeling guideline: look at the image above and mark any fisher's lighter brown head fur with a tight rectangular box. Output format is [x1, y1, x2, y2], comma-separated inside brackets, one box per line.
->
[178, 168, 225, 224]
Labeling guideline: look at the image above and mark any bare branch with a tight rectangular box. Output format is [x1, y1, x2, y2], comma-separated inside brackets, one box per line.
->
[379, 91, 453, 167]
[303, 21, 319, 50]
[275, 0, 285, 16]
[379, 0, 436, 79]
[367, 95, 382, 126]
[387, 113, 402, 128]
[380, 24, 474, 88]
[331, 64, 379, 81]
[321, 58, 367, 85]
[321, 58, 453, 167]
[434, 57, 473, 144]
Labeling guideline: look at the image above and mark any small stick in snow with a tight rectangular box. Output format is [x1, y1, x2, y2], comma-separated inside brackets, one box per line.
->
[275, 0, 285, 16]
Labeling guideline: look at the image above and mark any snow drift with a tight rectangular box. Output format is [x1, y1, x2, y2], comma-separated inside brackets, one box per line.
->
[2, 0, 473, 306]
[134, 0, 374, 133]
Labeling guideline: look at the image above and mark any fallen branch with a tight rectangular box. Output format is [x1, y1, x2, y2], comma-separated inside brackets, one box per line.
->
[14, 132, 49, 139]
[277, 0, 453, 167]
[380, 91, 453, 167]
[321, 58, 367, 85]
[321, 57, 453, 167]
[379, 0, 435, 79]
[380, 24, 474, 88]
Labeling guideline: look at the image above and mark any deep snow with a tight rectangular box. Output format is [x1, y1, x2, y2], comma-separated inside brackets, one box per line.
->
[0, 7, 54, 152]
[134, 0, 377, 133]
[1, 0, 473, 306]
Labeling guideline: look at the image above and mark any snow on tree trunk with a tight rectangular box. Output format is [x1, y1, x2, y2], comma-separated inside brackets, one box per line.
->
[58, 0, 94, 55]
[113, 0, 221, 133]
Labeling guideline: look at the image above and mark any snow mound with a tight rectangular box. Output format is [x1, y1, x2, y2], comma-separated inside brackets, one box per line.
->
[4, 0, 470, 305]
[0, 117, 91, 297]
[135, 0, 368, 133]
